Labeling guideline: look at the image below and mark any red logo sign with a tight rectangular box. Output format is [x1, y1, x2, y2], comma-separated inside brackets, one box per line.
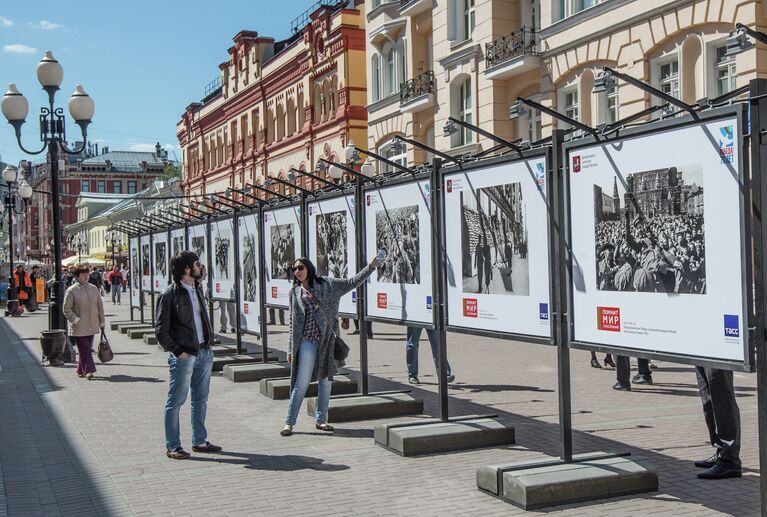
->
[366, 195, 371, 206]
[155, 280, 159, 288]
[463, 298, 478, 318]
[446, 179, 453, 193]
[244, 303, 249, 315]
[572, 155, 581, 173]
[215, 282, 221, 293]
[271, 286, 278, 299]
[377, 293, 387, 309]
[597, 307, 621, 332]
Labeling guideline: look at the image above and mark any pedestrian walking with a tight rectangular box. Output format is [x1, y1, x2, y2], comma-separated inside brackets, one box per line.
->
[102, 269, 110, 295]
[281, 255, 382, 437]
[13, 264, 32, 313]
[405, 326, 454, 385]
[268, 307, 285, 325]
[694, 367, 742, 479]
[107, 265, 123, 305]
[62, 263, 105, 380]
[219, 300, 236, 333]
[155, 251, 221, 460]
[613, 356, 652, 390]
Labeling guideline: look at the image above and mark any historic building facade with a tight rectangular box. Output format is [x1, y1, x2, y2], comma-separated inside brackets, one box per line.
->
[177, 0, 368, 199]
[365, 0, 763, 167]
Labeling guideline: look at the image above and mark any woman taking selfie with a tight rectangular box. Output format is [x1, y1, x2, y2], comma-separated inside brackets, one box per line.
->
[281, 255, 381, 436]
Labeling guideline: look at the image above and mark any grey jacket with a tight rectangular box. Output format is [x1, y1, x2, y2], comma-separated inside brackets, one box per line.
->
[63, 281, 105, 337]
[288, 266, 375, 386]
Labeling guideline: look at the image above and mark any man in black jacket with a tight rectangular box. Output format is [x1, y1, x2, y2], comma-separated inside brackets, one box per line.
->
[155, 251, 222, 460]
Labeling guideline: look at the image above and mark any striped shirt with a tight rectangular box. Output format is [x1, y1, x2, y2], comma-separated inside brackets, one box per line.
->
[300, 287, 321, 343]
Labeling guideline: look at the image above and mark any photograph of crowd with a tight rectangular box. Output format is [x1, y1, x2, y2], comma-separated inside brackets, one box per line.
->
[214, 232, 231, 280]
[270, 223, 296, 280]
[316, 211, 348, 279]
[172, 236, 185, 257]
[593, 165, 706, 294]
[142, 244, 150, 276]
[191, 236, 205, 265]
[154, 242, 167, 277]
[131, 248, 139, 289]
[460, 182, 529, 296]
[375, 205, 420, 284]
[242, 233, 258, 302]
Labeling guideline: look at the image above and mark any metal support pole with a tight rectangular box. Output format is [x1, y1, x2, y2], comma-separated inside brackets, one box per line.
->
[139, 234, 145, 324]
[431, 157, 449, 421]
[748, 78, 767, 515]
[354, 176, 369, 395]
[232, 211, 243, 354]
[205, 218, 214, 331]
[257, 204, 269, 362]
[5, 189, 19, 317]
[149, 233, 156, 326]
[549, 129, 572, 462]
[49, 141, 65, 331]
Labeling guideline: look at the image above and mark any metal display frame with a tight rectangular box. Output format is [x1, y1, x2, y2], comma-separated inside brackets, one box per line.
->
[439, 149, 554, 346]
[151, 229, 171, 294]
[562, 105, 755, 372]
[361, 171, 435, 328]
[235, 207, 263, 339]
[262, 199, 305, 310]
[128, 235, 141, 321]
[209, 215, 237, 302]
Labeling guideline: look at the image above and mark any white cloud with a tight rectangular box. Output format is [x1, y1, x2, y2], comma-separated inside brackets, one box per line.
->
[3, 44, 36, 54]
[30, 20, 62, 30]
[0, 16, 14, 27]
[129, 142, 178, 153]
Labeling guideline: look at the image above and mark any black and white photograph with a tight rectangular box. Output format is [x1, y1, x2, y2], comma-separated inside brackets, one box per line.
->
[191, 236, 205, 263]
[316, 211, 348, 278]
[375, 205, 420, 284]
[131, 247, 139, 289]
[593, 165, 705, 294]
[242, 234, 258, 302]
[172, 235, 185, 257]
[142, 244, 150, 276]
[270, 223, 295, 280]
[214, 234, 231, 280]
[154, 242, 167, 277]
[460, 182, 529, 296]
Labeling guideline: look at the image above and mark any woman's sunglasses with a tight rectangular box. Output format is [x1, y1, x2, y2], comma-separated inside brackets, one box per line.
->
[293, 265, 305, 272]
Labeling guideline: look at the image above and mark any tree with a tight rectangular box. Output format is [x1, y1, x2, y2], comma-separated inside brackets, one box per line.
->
[163, 162, 182, 181]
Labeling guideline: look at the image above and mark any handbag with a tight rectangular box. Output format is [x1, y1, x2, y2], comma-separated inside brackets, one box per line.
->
[302, 287, 350, 362]
[97, 329, 114, 363]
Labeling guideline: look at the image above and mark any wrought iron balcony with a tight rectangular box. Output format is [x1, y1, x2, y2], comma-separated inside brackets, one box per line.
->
[400, 70, 436, 104]
[485, 27, 540, 70]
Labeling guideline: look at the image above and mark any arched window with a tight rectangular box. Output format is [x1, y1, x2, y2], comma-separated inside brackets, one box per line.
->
[323, 80, 332, 121]
[287, 98, 296, 137]
[331, 76, 339, 116]
[266, 108, 274, 145]
[371, 54, 381, 101]
[297, 91, 305, 129]
[450, 75, 473, 147]
[384, 44, 396, 96]
[276, 104, 285, 140]
[313, 85, 322, 124]
[377, 136, 407, 174]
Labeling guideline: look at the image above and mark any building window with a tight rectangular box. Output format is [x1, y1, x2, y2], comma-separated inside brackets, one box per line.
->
[450, 76, 473, 147]
[97, 180, 106, 193]
[81, 180, 90, 192]
[372, 54, 381, 101]
[518, 100, 542, 143]
[113, 181, 122, 194]
[463, 0, 475, 41]
[597, 80, 619, 125]
[384, 44, 396, 96]
[554, 0, 597, 21]
[378, 138, 407, 174]
[128, 181, 137, 194]
[558, 85, 579, 138]
[715, 45, 737, 96]
[659, 59, 679, 98]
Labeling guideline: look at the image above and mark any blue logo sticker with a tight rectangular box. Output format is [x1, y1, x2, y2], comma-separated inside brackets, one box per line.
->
[535, 163, 545, 191]
[352, 292, 357, 302]
[539, 303, 549, 320]
[426, 295, 432, 309]
[719, 125, 734, 163]
[724, 314, 739, 338]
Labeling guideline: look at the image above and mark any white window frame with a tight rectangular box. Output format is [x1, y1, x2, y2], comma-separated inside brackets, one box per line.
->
[378, 138, 407, 174]
[463, 0, 476, 41]
[517, 97, 542, 143]
[450, 76, 473, 147]
[384, 43, 397, 97]
[557, 84, 579, 130]
[596, 80, 619, 126]
[651, 52, 680, 115]
[371, 54, 381, 101]
[710, 42, 737, 97]
[448, 0, 475, 43]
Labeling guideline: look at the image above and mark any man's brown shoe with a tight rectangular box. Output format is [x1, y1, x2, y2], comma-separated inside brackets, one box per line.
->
[192, 441, 222, 453]
[166, 447, 191, 460]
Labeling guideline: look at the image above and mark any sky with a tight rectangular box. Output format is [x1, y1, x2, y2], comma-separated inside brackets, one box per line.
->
[0, 0, 327, 167]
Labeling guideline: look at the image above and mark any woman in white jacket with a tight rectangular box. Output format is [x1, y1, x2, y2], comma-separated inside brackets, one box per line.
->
[63, 263, 105, 379]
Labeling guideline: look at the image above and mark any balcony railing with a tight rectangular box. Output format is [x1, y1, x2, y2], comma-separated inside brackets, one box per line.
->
[400, 70, 436, 104]
[485, 27, 540, 69]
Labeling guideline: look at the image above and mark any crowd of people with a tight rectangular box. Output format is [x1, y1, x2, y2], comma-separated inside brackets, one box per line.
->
[375, 206, 420, 284]
[315, 212, 348, 279]
[270, 224, 296, 280]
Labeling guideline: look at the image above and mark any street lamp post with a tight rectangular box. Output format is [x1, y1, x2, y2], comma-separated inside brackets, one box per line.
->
[1, 51, 95, 333]
[1, 165, 33, 316]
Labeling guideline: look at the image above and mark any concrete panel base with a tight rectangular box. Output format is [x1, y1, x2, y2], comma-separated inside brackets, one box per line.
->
[375, 416, 515, 457]
[223, 362, 290, 382]
[307, 392, 423, 423]
[126, 327, 155, 339]
[259, 375, 358, 400]
[109, 320, 134, 331]
[211, 345, 237, 356]
[117, 322, 151, 334]
[144, 334, 158, 345]
[214, 354, 278, 372]
[476, 453, 658, 510]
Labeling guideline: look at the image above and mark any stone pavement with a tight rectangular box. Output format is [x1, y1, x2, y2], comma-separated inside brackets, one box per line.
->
[0, 299, 761, 516]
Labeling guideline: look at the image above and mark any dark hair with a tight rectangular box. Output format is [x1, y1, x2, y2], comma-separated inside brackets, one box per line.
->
[291, 257, 324, 287]
[72, 264, 90, 276]
[171, 251, 199, 282]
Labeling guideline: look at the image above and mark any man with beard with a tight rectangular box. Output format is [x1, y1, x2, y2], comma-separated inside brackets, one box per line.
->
[155, 251, 222, 460]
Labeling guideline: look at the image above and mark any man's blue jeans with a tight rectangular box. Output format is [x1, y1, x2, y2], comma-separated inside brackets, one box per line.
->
[406, 327, 451, 378]
[111, 283, 121, 304]
[286, 339, 332, 425]
[164, 348, 214, 451]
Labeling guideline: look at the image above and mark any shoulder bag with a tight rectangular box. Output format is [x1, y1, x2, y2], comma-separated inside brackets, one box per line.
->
[97, 328, 114, 363]
[302, 287, 350, 362]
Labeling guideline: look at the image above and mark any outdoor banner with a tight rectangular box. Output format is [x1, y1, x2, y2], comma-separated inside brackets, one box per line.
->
[129, 236, 140, 307]
[443, 156, 551, 337]
[170, 227, 186, 258]
[263, 205, 302, 308]
[152, 231, 169, 293]
[35, 278, 45, 304]
[210, 217, 235, 300]
[567, 115, 747, 363]
[187, 223, 209, 294]
[364, 179, 433, 325]
[140, 234, 151, 291]
[307, 195, 357, 316]
[237, 212, 261, 334]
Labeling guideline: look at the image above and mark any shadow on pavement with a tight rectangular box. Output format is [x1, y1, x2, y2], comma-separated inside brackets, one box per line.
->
[192, 451, 351, 472]
[92, 374, 164, 383]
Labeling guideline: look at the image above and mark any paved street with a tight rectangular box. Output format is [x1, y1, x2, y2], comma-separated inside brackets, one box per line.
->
[0, 299, 761, 516]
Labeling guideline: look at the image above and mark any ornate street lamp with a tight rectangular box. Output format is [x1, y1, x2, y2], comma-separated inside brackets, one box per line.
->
[1, 165, 33, 316]
[1, 51, 95, 332]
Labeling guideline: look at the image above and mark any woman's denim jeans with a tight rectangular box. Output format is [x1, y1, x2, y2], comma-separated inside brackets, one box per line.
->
[286, 339, 332, 426]
[164, 348, 214, 451]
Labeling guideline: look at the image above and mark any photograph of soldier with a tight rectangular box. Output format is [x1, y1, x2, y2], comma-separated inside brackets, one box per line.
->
[191, 236, 205, 265]
[142, 244, 150, 276]
[214, 232, 231, 280]
[154, 242, 167, 278]
[242, 233, 258, 302]
[460, 182, 529, 295]
[172, 236, 185, 257]
[593, 165, 705, 294]
[270, 223, 295, 280]
[316, 211, 348, 279]
[375, 205, 420, 284]
[131, 248, 139, 289]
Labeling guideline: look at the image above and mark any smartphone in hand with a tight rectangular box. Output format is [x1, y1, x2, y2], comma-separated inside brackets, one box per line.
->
[377, 249, 386, 262]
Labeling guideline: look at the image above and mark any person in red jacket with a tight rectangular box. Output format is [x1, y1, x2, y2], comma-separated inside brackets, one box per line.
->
[107, 265, 124, 305]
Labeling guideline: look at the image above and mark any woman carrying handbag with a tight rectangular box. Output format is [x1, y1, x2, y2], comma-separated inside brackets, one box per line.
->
[63, 263, 105, 379]
[281, 255, 382, 436]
